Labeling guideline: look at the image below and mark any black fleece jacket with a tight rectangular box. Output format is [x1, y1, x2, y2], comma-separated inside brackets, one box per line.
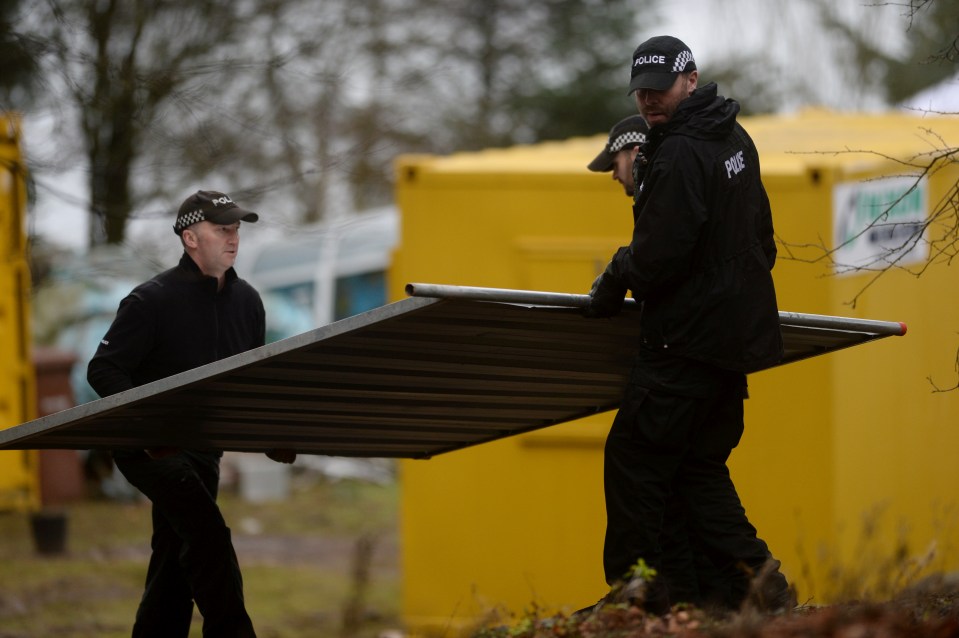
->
[604, 82, 783, 373]
[87, 253, 266, 398]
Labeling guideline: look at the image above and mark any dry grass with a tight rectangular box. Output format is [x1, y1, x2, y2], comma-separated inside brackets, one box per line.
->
[0, 466, 401, 638]
[470, 576, 959, 638]
[4, 463, 959, 638]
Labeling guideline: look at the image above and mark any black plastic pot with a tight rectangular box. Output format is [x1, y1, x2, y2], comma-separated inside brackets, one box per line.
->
[30, 509, 68, 556]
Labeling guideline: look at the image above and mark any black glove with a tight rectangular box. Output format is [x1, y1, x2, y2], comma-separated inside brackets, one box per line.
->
[583, 250, 628, 318]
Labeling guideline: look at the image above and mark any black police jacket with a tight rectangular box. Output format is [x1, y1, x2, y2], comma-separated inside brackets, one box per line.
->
[610, 82, 783, 373]
[87, 253, 266, 398]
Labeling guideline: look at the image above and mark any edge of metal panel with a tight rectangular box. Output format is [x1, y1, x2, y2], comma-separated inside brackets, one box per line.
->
[0, 295, 443, 447]
[778, 310, 906, 337]
[406, 283, 907, 338]
[406, 282, 640, 309]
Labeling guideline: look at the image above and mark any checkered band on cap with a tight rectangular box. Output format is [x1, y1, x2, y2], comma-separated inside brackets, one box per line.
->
[173, 190, 258, 235]
[174, 209, 206, 233]
[608, 130, 646, 153]
[672, 50, 694, 73]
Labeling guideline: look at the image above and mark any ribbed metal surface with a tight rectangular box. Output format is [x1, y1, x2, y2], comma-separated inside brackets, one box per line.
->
[0, 286, 905, 458]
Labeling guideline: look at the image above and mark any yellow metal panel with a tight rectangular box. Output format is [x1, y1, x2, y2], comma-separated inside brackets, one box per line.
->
[393, 110, 959, 632]
[0, 113, 39, 512]
[827, 160, 959, 588]
[394, 150, 628, 634]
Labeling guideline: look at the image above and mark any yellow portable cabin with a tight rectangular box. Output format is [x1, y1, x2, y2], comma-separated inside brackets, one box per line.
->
[390, 109, 959, 635]
[0, 114, 39, 512]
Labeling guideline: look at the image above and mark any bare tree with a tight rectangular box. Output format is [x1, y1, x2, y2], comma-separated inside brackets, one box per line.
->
[25, 0, 268, 245]
[0, 0, 47, 107]
[777, 0, 959, 294]
[152, 0, 644, 226]
[681, 0, 956, 115]
[777, 140, 959, 301]
[411, 0, 642, 149]
[20, 0, 644, 244]
[772, 0, 959, 388]
[817, 0, 958, 104]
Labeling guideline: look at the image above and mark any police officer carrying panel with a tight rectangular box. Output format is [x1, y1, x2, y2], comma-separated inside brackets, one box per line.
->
[588, 113, 733, 612]
[88, 190, 296, 638]
[583, 36, 795, 614]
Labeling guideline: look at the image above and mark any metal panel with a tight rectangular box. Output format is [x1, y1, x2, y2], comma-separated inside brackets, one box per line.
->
[0, 285, 906, 458]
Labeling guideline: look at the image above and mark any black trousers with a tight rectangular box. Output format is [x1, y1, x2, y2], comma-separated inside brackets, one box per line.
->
[114, 450, 256, 638]
[603, 376, 785, 612]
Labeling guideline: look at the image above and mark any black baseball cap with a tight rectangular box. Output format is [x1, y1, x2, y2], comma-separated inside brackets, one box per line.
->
[628, 35, 697, 95]
[173, 190, 259, 235]
[587, 115, 649, 172]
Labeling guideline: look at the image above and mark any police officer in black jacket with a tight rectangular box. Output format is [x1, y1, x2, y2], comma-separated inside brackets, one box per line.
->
[584, 36, 794, 614]
[588, 113, 732, 612]
[88, 190, 295, 638]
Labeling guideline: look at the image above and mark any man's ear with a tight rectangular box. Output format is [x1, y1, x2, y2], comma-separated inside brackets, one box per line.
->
[182, 228, 198, 248]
